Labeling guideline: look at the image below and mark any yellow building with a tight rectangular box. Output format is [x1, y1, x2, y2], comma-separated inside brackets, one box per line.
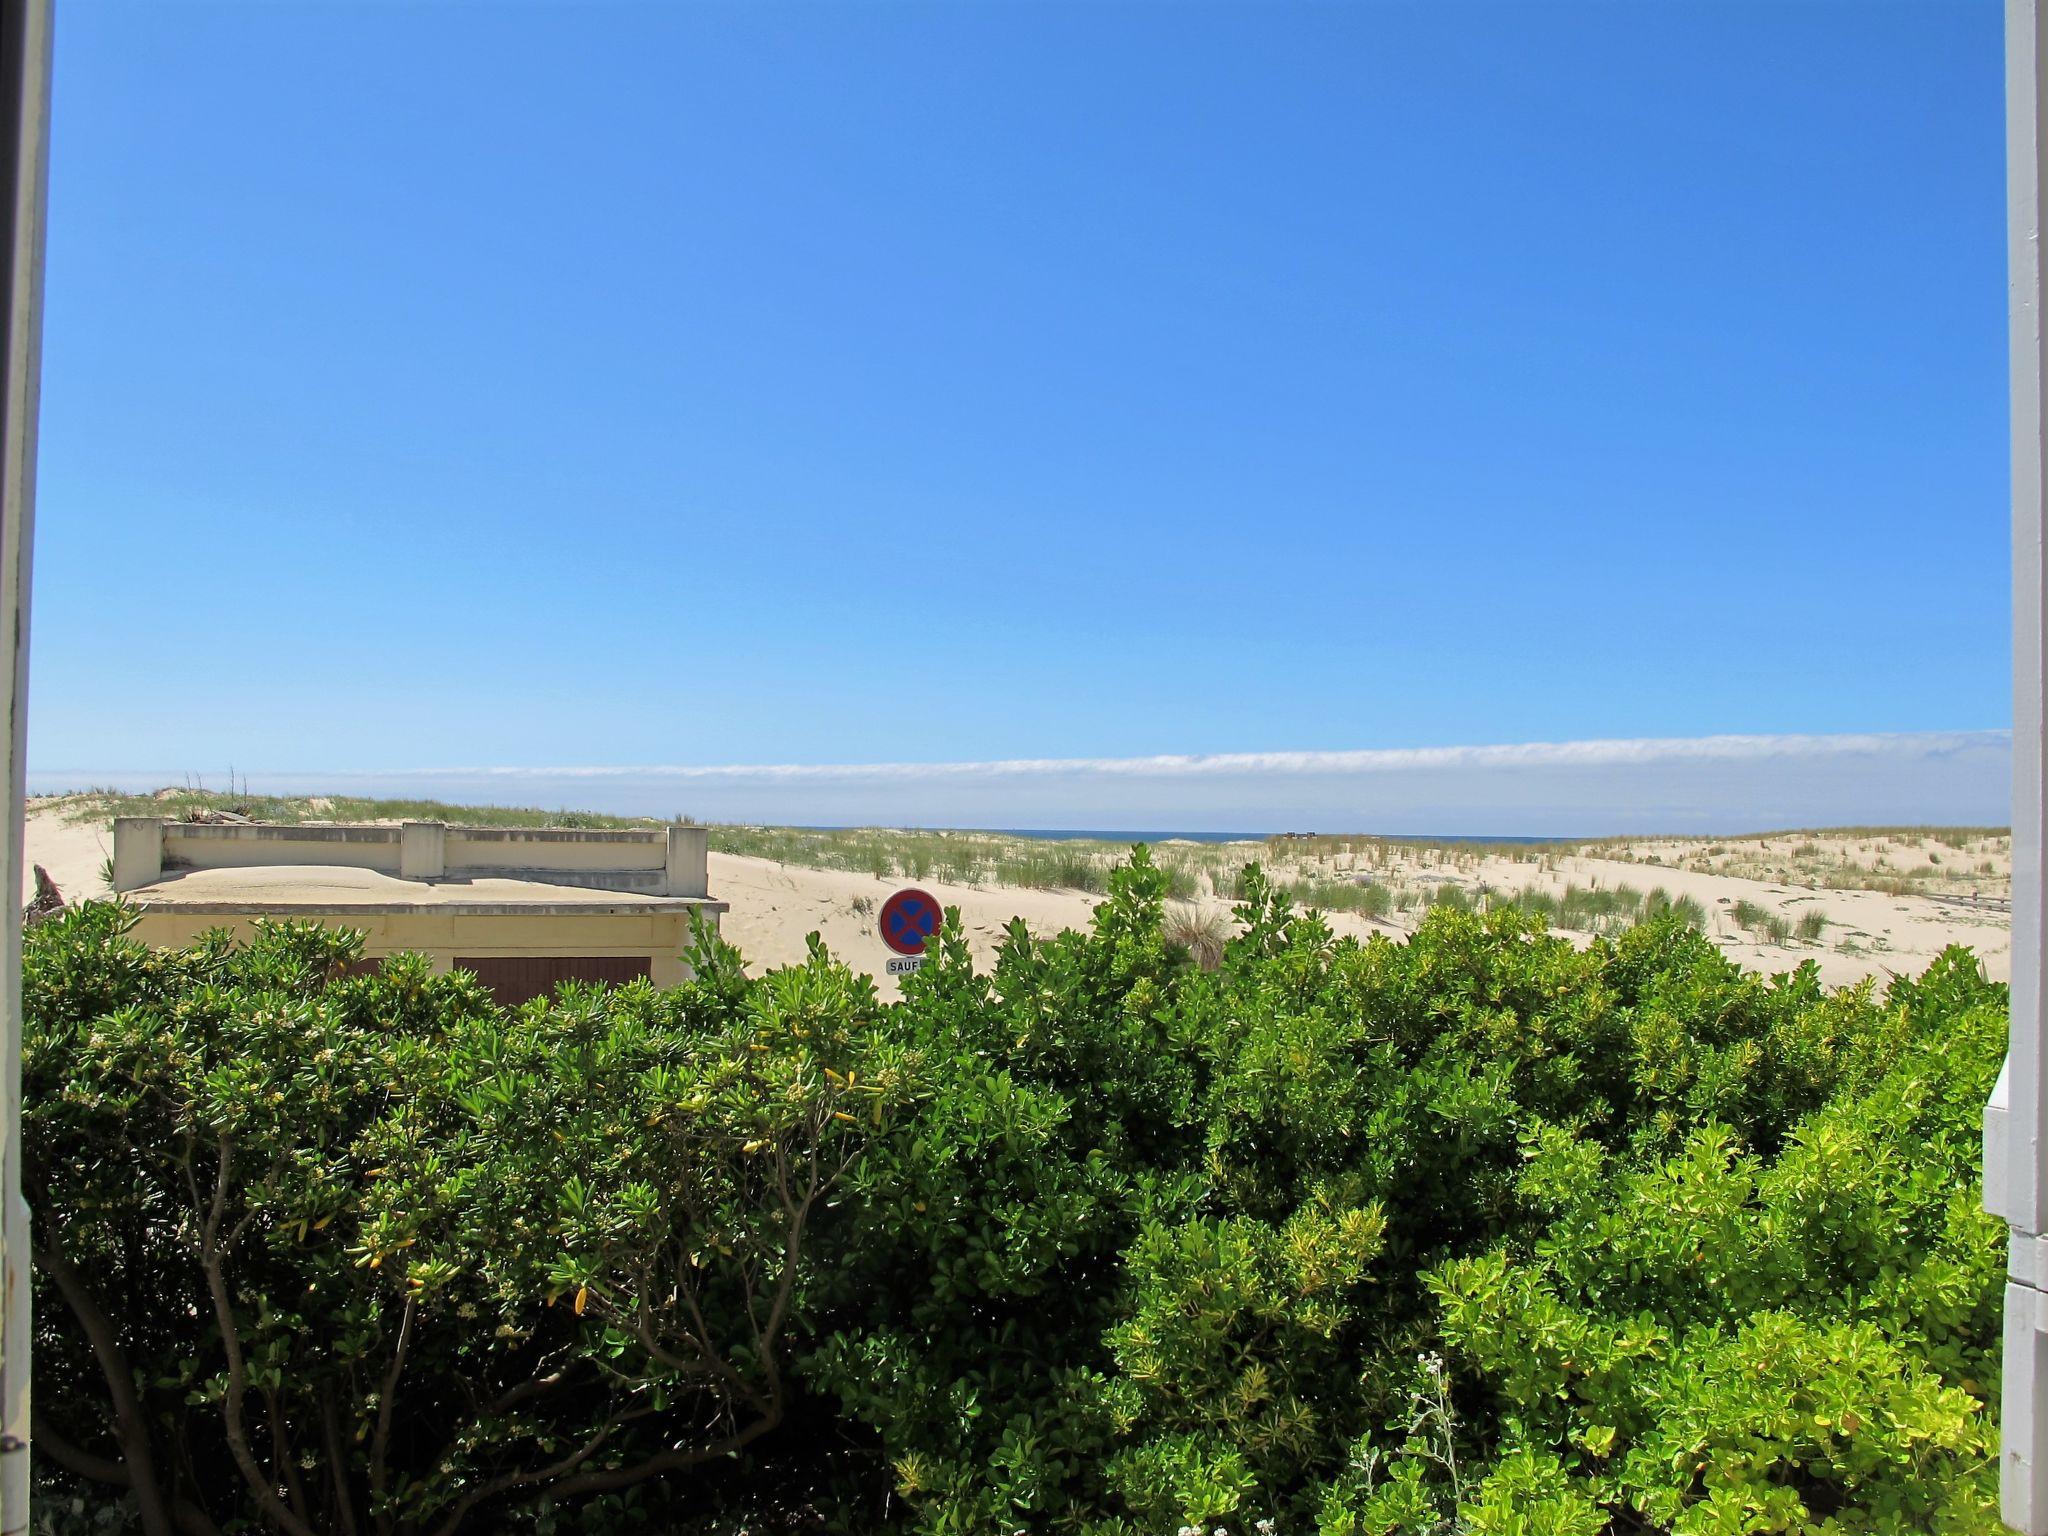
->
[110, 816, 725, 1003]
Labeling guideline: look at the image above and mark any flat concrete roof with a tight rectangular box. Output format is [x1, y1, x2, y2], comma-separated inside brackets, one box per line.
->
[124, 864, 729, 918]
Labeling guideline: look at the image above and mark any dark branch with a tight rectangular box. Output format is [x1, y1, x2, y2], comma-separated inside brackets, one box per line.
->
[539, 1406, 783, 1500]
[34, 1243, 179, 1536]
[199, 1138, 319, 1536]
[369, 1291, 417, 1534]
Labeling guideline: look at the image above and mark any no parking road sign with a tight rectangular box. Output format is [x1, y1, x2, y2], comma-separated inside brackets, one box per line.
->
[879, 887, 940, 975]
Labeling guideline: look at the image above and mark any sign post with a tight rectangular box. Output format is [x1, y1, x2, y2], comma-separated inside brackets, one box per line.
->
[879, 887, 941, 977]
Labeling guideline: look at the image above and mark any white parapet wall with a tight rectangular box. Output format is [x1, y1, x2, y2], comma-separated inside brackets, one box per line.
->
[443, 826, 670, 888]
[112, 818, 713, 898]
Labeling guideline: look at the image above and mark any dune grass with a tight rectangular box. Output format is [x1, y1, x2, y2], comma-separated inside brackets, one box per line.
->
[1285, 877, 1395, 917]
[1587, 825, 2011, 899]
[1162, 902, 1232, 969]
[41, 787, 649, 830]
[704, 823, 1210, 895]
[1731, 899, 1795, 945]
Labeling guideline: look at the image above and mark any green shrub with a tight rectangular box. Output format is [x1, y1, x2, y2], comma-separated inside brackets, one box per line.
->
[1428, 953, 2003, 1531]
[27, 904, 903, 1534]
[26, 856, 2005, 1535]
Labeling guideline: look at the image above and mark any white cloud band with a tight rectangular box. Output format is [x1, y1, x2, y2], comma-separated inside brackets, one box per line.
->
[32, 730, 2011, 835]
[321, 729, 2010, 785]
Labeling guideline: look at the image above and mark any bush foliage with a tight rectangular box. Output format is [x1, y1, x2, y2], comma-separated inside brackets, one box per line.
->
[28, 852, 2004, 1534]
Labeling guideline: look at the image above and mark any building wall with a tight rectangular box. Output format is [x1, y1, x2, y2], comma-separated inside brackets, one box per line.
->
[125, 906, 706, 990]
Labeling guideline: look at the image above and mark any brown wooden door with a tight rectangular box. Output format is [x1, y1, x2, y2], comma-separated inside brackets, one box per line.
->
[455, 955, 651, 1006]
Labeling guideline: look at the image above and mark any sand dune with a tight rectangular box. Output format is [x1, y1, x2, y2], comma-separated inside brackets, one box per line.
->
[21, 805, 2010, 996]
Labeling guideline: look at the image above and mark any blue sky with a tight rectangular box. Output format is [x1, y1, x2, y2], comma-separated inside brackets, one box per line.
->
[25, 2, 2014, 829]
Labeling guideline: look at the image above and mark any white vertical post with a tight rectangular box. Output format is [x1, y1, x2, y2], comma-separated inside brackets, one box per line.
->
[399, 820, 447, 880]
[665, 824, 709, 898]
[110, 817, 163, 893]
[0, 1, 48, 1527]
[2007, 2, 2048, 1529]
